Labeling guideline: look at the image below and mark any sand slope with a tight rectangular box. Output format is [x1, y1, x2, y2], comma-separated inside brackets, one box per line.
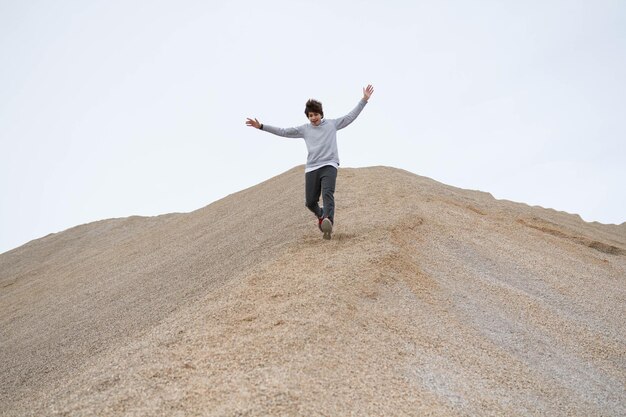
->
[1, 166, 625, 416]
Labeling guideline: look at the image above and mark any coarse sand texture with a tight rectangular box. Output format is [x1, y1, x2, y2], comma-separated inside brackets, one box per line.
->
[1, 166, 625, 416]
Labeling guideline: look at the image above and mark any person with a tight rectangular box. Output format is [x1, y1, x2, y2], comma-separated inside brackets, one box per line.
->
[246, 85, 374, 240]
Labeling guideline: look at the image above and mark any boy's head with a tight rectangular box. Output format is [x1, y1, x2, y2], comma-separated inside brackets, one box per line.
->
[305, 99, 323, 126]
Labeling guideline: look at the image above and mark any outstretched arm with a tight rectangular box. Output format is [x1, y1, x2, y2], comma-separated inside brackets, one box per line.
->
[245, 117, 304, 138]
[333, 84, 374, 130]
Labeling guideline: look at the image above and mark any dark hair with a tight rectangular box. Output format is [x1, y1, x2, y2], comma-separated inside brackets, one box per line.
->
[304, 99, 323, 118]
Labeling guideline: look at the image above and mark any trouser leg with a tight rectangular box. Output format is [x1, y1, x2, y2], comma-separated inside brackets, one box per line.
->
[305, 169, 323, 218]
[320, 166, 337, 223]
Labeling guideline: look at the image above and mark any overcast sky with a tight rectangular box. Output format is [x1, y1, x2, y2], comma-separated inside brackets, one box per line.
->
[1, 0, 625, 254]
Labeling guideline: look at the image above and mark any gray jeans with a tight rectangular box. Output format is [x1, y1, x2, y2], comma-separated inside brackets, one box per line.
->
[305, 165, 337, 223]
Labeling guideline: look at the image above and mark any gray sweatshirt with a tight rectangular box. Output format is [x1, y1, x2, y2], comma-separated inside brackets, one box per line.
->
[261, 99, 368, 172]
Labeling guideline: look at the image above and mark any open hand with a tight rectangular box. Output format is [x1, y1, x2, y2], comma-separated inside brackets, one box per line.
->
[246, 118, 261, 129]
[362, 84, 374, 101]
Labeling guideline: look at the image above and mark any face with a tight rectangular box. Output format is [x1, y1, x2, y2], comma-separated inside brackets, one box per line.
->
[308, 112, 322, 126]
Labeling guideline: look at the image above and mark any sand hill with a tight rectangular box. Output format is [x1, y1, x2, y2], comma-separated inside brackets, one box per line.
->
[1, 166, 625, 416]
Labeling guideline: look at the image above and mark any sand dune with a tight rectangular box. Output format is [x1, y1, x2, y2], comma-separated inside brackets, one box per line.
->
[1, 166, 624, 416]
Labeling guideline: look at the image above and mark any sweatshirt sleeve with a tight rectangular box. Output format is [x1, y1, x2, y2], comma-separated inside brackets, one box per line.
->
[261, 124, 305, 138]
[332, 99, 368, 130]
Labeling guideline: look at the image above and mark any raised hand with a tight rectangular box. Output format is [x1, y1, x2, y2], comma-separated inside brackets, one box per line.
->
[362, 84, 374, 101]
[246, 118, 262, 129]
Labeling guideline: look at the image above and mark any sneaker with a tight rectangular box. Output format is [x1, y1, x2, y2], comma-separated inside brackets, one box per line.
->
[318, 217, 324, 232]
[321, 218, 333, 240]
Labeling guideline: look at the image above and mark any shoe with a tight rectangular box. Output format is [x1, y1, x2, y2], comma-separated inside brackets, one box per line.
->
[318, 217, 324, 232]
[321, 218, 333, 240]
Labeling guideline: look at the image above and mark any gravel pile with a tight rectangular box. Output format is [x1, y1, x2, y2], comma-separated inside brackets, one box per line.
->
[1, 166, 624, 416]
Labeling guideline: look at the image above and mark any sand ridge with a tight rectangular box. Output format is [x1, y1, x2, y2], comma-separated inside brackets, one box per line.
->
[1, 165, 625, 416]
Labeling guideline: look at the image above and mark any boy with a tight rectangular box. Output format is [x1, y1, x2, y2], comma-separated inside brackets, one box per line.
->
[246, 84, 374, 240]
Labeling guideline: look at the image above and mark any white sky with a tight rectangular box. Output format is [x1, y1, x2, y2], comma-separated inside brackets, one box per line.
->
[1, 0, 625, 254]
